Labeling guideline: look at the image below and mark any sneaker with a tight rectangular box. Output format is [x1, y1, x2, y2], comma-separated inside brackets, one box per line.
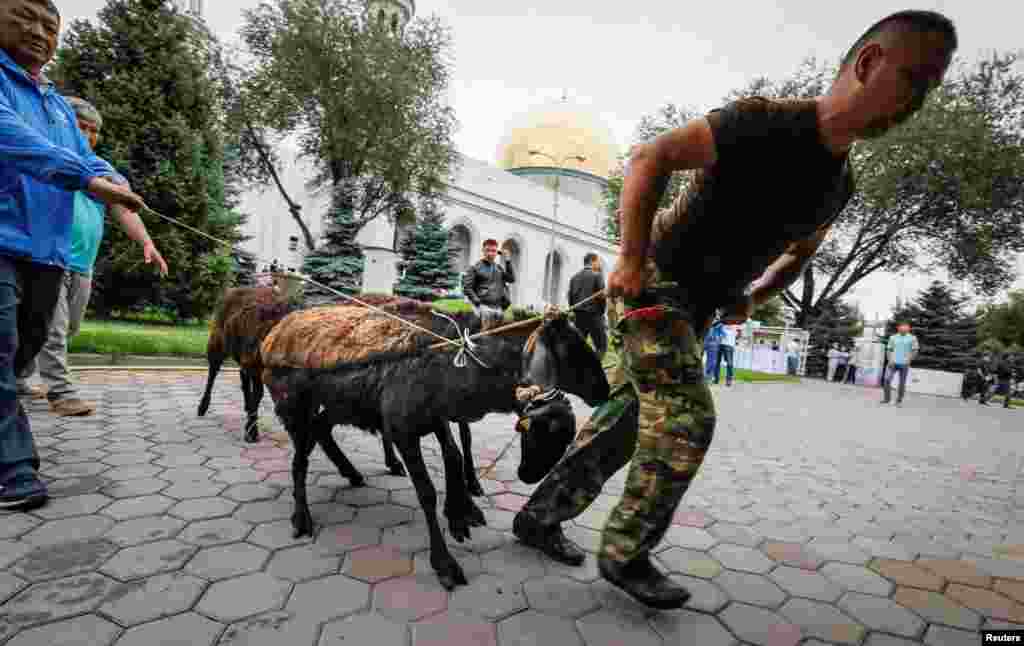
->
[17, 384, 47, 400]
[49, 398, 96, 417]
[0, 478, 49, 512]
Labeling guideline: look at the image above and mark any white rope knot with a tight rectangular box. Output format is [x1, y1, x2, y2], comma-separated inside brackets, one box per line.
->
[432, 310, 489, 368]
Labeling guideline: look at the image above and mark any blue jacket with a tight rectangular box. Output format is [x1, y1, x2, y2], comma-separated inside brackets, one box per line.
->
[704, 322, 725, 348]
[0, 49, 122, 268]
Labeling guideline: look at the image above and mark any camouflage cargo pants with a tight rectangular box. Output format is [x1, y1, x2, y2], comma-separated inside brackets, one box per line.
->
[520, 275, 716, 565]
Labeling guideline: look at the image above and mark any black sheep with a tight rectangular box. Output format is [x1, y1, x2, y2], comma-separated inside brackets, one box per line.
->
[261, 302, 609, 589]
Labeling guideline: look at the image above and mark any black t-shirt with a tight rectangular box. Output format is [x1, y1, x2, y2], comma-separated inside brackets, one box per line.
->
[650, 97, 855, 308]
[568, 269, 606, 314]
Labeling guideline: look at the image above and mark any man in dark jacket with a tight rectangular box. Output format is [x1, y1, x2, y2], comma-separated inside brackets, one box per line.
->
[568, 253, 607, 357]
[462, 238, 515, 326]
[981, 354, 1015, 408]
[0, 0, 146, 512]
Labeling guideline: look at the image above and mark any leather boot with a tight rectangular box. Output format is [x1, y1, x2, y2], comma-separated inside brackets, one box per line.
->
[599, 555, 691, 610]
[513, 511, 585, 566]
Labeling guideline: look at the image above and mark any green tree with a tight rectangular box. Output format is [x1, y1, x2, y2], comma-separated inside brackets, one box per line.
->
[752, 296, 787, 327]
[52, 0, 244, 321]
[978, 290, 1024, 349]
[885, 281, 978, 373]
[301, 190, 364, 302]
[394, 203, 459, 301]
[238, 0, 459, 237]
[805, 300, 863, 378]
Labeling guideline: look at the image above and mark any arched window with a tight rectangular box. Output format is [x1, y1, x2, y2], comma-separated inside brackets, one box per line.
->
[448, 225, 472, 276]
[377, 8, 386, 24]
[543, 250, 563, 305]
[391, 13, 399, 33]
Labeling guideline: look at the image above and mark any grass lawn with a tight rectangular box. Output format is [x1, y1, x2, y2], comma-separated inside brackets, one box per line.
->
[70, 320, 210, 357]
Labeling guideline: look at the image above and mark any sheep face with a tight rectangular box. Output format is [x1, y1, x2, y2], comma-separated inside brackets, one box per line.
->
[515, 395, 576, 484]
[522, 316, 609, 407]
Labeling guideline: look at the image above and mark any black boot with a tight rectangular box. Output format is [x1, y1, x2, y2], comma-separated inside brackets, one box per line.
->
[599, 555, 691, 610]
[513, 512, 585, 566]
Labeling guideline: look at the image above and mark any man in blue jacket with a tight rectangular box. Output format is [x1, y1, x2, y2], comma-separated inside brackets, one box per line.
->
[0, 0, 146, 511]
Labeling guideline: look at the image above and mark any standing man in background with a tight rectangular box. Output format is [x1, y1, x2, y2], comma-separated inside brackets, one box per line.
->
[882, 322, 919, 406]
[703, 321, 724, 383]
[568, 253, 607, 357]
[715, 323, 738, 386]
[463, 238, 515, 327]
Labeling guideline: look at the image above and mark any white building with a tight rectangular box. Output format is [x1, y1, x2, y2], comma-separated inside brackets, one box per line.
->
[172, 0, 204, 18]
[235, 0, 620, 309]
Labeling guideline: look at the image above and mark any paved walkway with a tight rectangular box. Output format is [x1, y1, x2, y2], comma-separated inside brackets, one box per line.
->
[1, 372, 1022, 645]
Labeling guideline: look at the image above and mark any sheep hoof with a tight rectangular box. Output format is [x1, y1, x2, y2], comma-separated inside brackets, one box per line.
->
[445, 508, 473, 543]
[244, 428, 259, 443]
[387, 461, 407, 477]
[197, 401, 209, 417]
[466, 477, 485, 498]
[467, 501, 487, 528]
[291, 509, 314, 538]
[348, 474, 366, 488]
[432, 554, 468, 590]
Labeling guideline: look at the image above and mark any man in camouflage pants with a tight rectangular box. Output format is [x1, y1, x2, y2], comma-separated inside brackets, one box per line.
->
[513, 10, 957, 609]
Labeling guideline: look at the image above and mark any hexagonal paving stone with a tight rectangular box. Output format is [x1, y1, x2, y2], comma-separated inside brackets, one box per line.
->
[1, 573, 116, 630]
[321, 613, 409, 646]
[104, 516, 187, 546]
[852, 537, 916, 561]
[342, 545, 412, 583]
[649, 608, 739, 646]
[497, 610, 583, 646]
[10, 537, 120, 581]
[656, 547, 723, 579]
[100, 477, 168, 499]
[807, 540, 871, 565]
[3, 614, 120, 646]
[178, 518, 253, 547]
[710, 543, 776, 574]
[522, 576, 599, 619]
[285, 574, 370, 623]
[892, 586, 982, 631]
[185, 543, 271, 580]
[779, 598, 866, 645]
[719, 603, 803, 646]
[103, 495, 176, 521]
[769, 565, 844, 602]
[161, 479, 228, 500]
[661, 525, 717, 551]
[918, 558, 993, 588]
[412, 611, 496, 646]
[445, 525, 509, 554]
[355, 504, 415, 528]
[0, 540, 31, 570]
[0, 514, 40, 540]
[315, 524, 382, 556]
[762, 541, 825, 570]
[381, 523, 433, 554]
[266, 545, 340, 583]
[111, 612, 223, 646]
[100, 539, 197, 581]
[372, 576, 449, 622]
[575, 609, 665, 646]
[32, 493, 111, 519]
[480, 543, 548, 583]
[103, 464, 164, 481]
[213, 468, 266, 484]
[98, 572, 207, 626]
[169, 497, 239, 521]
[945, 583, 1024, 622]
[21, 515, 115, 546]
[996, 579, 1024, 604]
[223, 483, 281, 503]
[708, 522, 763, 548]
[838, 591, 926, 638]
[246, 519, 314, 549]
[0, 573, 27, 603]
[196, 572, 292, 623]
[218, 610, 319, 646]
[335, 486, 389, 507]
[871, 558, 946, 591]
[924, 624, 982, 646]
[715, 569, 787, 608]
[821, 562, 895, 596]
[448, 574, 527, 621]
[101, 452, 157, 466]
[664, 574, 729, 613]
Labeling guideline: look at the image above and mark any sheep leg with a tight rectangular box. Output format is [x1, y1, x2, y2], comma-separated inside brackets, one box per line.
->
[243, 370, 263, 444]
[313, 415, 366, 487]
[287, 406, 318, 538]
[197, 354, 223, 417]
[437, 423, 486, 532]
[381, 435, 407, 477]
[393, 429, 467, 590]
[456, 421, 485, 497]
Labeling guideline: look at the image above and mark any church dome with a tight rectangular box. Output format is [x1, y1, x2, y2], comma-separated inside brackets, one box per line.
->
[497, 98, 619, 180]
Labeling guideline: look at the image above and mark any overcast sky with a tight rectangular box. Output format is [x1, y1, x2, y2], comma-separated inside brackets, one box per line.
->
[62, 0, 1022, 319]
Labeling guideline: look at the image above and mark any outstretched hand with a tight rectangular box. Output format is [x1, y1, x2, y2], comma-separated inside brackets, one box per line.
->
[87, 177, 146, 212]
[607, 256, 648, 299]
[143, 240, 169, 277]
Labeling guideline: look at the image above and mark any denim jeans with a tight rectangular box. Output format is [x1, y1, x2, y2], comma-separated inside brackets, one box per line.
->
[703, 344, 719, 382]
[715, 345, 735, 384]
[0, 255, 63, 493]
[883, 364, 910, 403]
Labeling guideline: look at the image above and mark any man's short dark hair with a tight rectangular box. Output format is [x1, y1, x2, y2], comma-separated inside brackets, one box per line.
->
[841, 10, 957, 67]
[482, 238, 499, 248]
[583, 252, 597, 266]
[20, 0, 60, 18]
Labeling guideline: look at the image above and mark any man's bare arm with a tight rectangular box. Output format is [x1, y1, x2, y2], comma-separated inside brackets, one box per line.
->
[749, 226, 830, 306]
[618, 119, 718, 262]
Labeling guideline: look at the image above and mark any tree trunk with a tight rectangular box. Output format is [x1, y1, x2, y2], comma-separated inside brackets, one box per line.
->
[795, 266, 816, 328]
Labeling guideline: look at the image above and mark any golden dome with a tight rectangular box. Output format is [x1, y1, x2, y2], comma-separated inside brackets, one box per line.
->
[497, 99, 619, 179]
